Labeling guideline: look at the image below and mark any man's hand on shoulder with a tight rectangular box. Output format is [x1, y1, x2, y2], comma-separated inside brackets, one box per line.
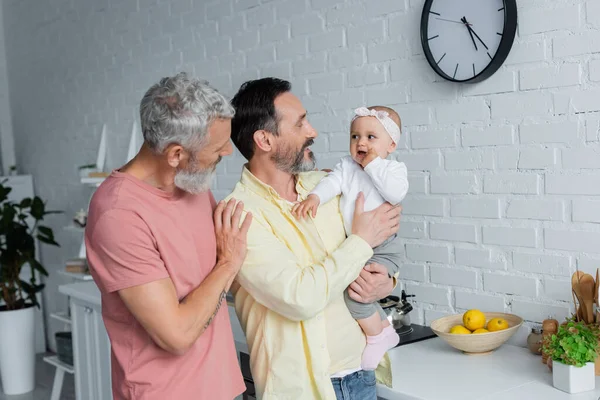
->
[214, 198, 253, 276]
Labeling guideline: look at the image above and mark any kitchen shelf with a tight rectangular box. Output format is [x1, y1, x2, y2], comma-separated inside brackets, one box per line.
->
[58, 270, 93, 281]
[43, 355, 74, 374]
[80, 177, 105, 187]
[50, 311, 71, 325]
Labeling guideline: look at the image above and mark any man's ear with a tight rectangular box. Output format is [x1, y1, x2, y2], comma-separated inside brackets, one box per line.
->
[165, 144, 185, 168]
[253, 130, 274, 152]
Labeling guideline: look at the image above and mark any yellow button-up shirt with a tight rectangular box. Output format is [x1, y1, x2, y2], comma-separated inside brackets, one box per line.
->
[227, 167, 391, 399]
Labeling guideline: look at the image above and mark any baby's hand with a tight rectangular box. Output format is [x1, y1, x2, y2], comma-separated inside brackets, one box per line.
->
[292, 194, 321, 219]
[360, 147, 379, 168]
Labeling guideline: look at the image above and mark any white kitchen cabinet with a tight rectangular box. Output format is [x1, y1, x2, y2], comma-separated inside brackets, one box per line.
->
[60, 281, 112, 400]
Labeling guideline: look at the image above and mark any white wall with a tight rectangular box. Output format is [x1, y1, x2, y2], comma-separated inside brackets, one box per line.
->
[2, 0, 598, 348]
[0, 2, 15, 174]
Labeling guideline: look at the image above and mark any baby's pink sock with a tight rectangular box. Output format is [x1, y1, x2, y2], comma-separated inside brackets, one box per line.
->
[361, 326, 399, 370]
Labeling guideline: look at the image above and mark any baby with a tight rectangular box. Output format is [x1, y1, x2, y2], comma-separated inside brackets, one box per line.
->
[292, 105, 408, 370]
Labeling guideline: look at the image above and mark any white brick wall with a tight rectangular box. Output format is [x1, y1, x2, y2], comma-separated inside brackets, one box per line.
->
[6, 0, 600, 345]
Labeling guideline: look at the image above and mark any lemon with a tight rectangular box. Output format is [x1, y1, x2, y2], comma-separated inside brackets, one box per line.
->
[449, 325, 472, 334]
[463, 309, 486, 331]
[472, 328, 489, 334]
[487, 317, 509, 332]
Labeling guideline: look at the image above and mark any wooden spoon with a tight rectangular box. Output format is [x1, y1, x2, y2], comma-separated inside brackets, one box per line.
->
[594, 268, 600, 323]
[579, 274, 595, 324]
[572, 271, 587, 323]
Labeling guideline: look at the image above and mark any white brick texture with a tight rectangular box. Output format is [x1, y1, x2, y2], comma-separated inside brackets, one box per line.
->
[430, 266, 477, 289]
[430, 223, 477, 243]
[404, 284, 450, 307]
[399, 264, 426, 282]
[512, 252, 571, 276]
[483, 174, 540, 195]
[483, 273, 538, 297]
[573, 200, 600, 223]
[405, 244, 450, 263]
[506, 199, 564, 221]
[455, 248, 506, 270]
[455, 292, 506, 312]
[11, 0, 600, 341]
[519, 5, 580, 36]
[520, 64, 581, 90]
[482, 227, 538, 248]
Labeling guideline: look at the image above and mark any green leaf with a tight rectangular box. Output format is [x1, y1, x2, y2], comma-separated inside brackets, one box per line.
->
[37, 234, 59, 247]
[29, 259, 48, 277]
[19, 198, 31, 208]
[38, 226, 54, 239]
[43, 210, 63, 215]
[0, 185, 12, 203]
[30, 197, 44, 220]
[20, 280, 32, 292]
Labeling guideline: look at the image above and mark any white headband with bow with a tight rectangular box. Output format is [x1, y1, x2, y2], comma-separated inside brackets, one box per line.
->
[351, 107, 401, 144]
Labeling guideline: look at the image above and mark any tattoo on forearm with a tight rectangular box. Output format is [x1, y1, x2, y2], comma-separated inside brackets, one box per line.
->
[204, 291, 227, 330]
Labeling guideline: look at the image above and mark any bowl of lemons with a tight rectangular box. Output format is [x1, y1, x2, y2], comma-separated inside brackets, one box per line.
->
[430, 310, 523, 355]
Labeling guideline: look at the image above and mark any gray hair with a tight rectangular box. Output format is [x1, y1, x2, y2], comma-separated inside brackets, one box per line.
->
[140, 72, 234, 153]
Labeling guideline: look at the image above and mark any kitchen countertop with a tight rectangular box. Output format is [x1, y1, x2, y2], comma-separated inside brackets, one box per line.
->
[377, 338, 600, 400]
[59, 281, 101, 306]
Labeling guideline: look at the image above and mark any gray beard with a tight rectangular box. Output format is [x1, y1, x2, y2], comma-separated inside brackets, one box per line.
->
[272, 145, 316, 174]
[174, 167, 215, 194]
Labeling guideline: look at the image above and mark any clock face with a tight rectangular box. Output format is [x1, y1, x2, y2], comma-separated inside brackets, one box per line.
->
[420, 0, 517, 83]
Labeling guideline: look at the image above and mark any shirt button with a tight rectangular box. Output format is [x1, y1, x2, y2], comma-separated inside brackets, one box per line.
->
[321, 344, 325, 349]
[316, 315, 322, 321]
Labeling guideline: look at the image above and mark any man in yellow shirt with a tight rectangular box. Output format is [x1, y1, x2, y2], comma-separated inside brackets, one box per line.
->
[226, 78, 401, 399]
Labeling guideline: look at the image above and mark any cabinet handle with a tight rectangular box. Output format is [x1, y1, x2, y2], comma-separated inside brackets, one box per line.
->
[85, 307, 92, 314]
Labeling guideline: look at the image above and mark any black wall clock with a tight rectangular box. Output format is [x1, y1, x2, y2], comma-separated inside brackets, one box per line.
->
[420, 0, 518, 83]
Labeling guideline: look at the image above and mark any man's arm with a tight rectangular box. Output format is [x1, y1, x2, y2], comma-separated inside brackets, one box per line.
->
[237, 193, 400, 321]
[118, 264, 235, 355]
[95, 200, 251, 356]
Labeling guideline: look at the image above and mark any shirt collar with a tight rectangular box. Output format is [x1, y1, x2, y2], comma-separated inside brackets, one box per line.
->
[239, 165, 311, 202]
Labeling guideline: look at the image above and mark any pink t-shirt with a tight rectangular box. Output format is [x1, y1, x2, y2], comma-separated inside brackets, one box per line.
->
[85, 170, 245, 400]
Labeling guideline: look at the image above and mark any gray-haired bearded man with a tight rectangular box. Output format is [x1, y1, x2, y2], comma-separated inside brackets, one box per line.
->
[86, 72, 251, 400]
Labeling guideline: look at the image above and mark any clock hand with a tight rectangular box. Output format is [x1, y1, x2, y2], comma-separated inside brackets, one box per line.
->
[461, 16, 478, 51]
[467, 24, 489, 50]
[436, 17, 471, 26]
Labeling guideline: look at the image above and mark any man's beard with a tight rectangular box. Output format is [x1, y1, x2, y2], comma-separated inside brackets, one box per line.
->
[174, 156, 221, 194]
[271, 139, 316, 174]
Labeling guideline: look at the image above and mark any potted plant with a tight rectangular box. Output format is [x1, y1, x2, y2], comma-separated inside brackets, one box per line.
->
[542, 320, 598, 394]
[0, 179, 60, 394]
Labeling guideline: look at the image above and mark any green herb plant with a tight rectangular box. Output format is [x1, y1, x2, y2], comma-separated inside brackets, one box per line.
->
[543, 321, 599, 367]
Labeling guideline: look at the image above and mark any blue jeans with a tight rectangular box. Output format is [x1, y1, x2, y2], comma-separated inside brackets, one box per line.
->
[331, 370, 377, 400]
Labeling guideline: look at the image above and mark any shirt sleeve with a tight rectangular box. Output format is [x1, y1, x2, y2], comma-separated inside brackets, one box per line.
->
[86, 209, 169, 293]
[310, 160, 344, 204]
[236, 214, 374, 322]
[363, 158, 409, 205]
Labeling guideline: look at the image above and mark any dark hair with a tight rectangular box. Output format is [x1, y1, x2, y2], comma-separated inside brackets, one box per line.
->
[230, 77, 292, 160]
